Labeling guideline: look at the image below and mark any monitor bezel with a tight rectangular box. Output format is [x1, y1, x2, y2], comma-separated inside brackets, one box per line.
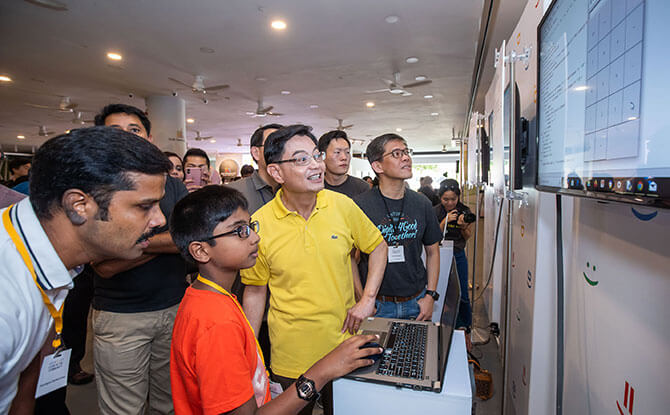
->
[535, 0, 669, 209]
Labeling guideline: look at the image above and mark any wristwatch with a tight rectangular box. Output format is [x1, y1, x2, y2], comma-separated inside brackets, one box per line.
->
[295, 374, 320, 402]
[425, 290, 440, 301]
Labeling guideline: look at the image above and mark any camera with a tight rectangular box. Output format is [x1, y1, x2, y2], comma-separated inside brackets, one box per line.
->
[202, 97, 208, 104]
[128, 93, 134, 99]
[449, 210, 476, 224]
[172, 91, 178, 97]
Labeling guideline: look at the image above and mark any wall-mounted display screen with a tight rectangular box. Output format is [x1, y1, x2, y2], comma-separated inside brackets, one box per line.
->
[537, 0, 670, 207]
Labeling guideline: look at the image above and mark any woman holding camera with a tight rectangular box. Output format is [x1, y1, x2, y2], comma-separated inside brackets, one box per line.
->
[435, 179, 473, 332]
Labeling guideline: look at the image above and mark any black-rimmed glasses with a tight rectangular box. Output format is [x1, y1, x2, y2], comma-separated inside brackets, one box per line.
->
[205, 220, 259, 241]
[382, 148, 413, 160]
[274, 151, 326, 166]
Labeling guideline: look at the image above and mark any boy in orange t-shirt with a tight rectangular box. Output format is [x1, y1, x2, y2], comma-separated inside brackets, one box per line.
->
[169, 186, 380, 415]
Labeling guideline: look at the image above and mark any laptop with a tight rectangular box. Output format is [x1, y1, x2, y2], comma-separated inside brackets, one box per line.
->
[345, 259, 461, 392]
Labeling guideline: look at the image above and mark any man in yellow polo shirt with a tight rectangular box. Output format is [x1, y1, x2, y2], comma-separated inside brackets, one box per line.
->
[242, 124, 387, 415]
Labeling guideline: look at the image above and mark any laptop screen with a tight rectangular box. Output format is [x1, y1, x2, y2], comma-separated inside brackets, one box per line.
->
[438, 258, 461, 382]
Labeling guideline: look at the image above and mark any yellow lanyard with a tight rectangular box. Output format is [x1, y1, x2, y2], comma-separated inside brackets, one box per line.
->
[195, 275, 268, 371]
[2, 205, 64, 348]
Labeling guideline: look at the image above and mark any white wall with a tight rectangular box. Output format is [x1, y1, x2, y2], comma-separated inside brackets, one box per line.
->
[479, 1, 670, 414]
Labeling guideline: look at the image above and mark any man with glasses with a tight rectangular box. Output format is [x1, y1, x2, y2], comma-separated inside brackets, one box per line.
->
[355, 133, 442, 321]
[318, 130, 370, 199]
[241, 125, 387, 415]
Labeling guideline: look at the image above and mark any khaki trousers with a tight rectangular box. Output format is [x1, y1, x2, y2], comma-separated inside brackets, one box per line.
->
[93, 304, 179, 415]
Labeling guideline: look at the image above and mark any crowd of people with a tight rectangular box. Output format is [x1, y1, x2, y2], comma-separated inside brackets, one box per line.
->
[0, 103, 474, 415]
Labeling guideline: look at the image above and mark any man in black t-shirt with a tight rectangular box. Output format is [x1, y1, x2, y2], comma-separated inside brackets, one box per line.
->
[318, 130, 370, 199]
[355, 133, 442, 321]
[91, 104, 188, 415]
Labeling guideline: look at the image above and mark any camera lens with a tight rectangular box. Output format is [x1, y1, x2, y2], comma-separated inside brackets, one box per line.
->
[463, 213, 476, 223]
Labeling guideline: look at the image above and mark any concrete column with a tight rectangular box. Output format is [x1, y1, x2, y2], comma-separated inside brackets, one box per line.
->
[145, 96, 186, 155]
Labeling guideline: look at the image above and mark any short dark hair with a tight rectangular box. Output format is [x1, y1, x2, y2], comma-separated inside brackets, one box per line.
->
[318, 130, 350, 152]
[264, 124, 317, 165]
[163, 151, 183, 167]
[8, 157, 31, 173]
[29, 126, 171, 220]
[169, 185, 248, 264]
[240, 164, 255, 176]
[438, 179, 461, 197]
[183, 148, 210, 168]
[250, 124, 283, 148]
[94, 104, 151, 135]
[365, 133, 407, 164]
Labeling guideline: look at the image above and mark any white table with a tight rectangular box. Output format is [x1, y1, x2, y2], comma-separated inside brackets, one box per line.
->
[333, 330, 472, 414]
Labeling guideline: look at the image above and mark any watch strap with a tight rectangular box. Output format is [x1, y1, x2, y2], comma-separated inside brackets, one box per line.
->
[295, 374, 320, 402]
[425, 290, 440, 301]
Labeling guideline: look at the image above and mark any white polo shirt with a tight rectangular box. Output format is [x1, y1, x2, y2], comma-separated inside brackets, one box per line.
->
[0, 198, 75, 412]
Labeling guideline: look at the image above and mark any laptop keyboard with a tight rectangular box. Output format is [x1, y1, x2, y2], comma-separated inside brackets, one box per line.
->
[376, 322, 427, 379]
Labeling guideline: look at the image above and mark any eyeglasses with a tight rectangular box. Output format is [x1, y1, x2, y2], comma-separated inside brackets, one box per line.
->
[381, 148, 413, 160]
[205, 221, 259, 241]
[274, 151, 326, 166]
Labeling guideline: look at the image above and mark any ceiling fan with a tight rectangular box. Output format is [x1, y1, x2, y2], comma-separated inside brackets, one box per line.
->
[169, 75, 229, 94]
[71, 111, 94, 124]
[192, 130, 213, 141]
[366, 72, 432, 96]
[25, 96, 80, 112]
[246, 99, 282, 117]
[236, 138, 249, 147]
[332, 119, 353, 131]
[38, 125, 55, 136]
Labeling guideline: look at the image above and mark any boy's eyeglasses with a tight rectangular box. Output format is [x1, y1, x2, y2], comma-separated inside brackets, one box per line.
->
[205, 221, 260, 241]
[381, 148, 413, 160]
[274, 151, 326, 166]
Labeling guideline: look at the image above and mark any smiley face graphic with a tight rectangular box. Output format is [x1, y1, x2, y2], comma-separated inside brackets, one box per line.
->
[583, 261, 599, 286]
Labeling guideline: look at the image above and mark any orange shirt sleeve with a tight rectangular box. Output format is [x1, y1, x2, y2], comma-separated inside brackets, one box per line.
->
[194, 320, 255, 415]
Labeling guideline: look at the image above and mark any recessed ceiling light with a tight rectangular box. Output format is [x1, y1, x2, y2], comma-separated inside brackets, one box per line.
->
[0, 75, 12, 82]
[430, 112, 439, 116]
[395, 128, 403, 132]
[366, 101, 375, 108]
[309, 104, 319, 109]
[406, 57, 419, 64]
[17, 135, 25, 139]
[415, 75, 427, 81]
[573, 85, 588, 91]
[209, 139, 216, 143]
[106, 52, 123, 61]
[424, 94, 434, 99]
[186, 118, 195, 124]
[199, 46, 215, 54]
[281, 90, 291, 95]
[385, 15, 399, 23]
[271, 20, 287, 30]
[255, 77, 268, 82]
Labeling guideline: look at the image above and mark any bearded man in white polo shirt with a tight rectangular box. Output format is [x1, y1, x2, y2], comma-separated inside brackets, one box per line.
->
[0, 126, 172, 413]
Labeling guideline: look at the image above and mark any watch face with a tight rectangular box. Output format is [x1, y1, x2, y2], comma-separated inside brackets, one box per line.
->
[298, 383, 311, 395]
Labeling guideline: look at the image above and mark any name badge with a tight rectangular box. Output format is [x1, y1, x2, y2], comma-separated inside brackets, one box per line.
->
[269, 380, 284, 399]
[388, 245, 405, 263]
[35, 349, 71, 398]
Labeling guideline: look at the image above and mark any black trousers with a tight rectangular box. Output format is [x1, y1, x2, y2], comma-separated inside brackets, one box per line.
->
[34, 387, 69, 415]
[61, 266, 94, 373]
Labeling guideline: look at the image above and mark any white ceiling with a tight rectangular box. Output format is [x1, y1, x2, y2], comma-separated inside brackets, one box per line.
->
[0, 0, 524, 156]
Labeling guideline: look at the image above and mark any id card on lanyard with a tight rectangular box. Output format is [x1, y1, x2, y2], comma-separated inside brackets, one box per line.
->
[379, 189, 406, 264]
[2, 206, 70, 397]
